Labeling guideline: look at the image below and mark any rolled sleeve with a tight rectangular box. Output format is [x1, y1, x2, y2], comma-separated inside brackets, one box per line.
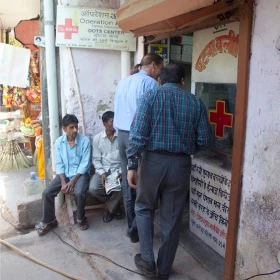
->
[76, 138, 91, 174]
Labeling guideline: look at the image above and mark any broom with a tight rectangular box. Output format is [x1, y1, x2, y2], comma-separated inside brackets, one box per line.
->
[0, 140, 33, 172]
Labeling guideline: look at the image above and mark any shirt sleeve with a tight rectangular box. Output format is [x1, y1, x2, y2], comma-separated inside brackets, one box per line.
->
[92, 136, 106, 175]
[196, 100, 215, 150]
[76, 137, 91, 175]
[55, 139, 65, 175]
[127, 92, 152, 159]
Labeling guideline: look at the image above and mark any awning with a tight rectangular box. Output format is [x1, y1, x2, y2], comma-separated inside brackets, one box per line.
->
[116, 0, 243, 42]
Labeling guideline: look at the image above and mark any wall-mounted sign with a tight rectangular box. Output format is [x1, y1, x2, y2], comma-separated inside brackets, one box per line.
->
[192, 22, 239, 84]
[190, 158, 231, 257]
[56, 6, 136, 51]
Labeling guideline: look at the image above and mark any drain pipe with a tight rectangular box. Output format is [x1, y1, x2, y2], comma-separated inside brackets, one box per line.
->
[43, 0, 60, 171]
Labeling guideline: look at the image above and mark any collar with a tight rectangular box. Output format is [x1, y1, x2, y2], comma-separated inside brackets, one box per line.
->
[62, 133, 79, 143]
[162, 83, 181, 88]
[101, 130, 117, 139]
[138, 70, 149, 76]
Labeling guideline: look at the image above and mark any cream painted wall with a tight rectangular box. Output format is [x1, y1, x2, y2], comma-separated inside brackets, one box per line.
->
[235, 1, 280, 279]
[59, 0, 122, 140]
[0, 0, 40, 29]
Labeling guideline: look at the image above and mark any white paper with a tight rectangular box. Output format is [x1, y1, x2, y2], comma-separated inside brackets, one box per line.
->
[0, 43, 30, 87]
[104, 171, 121, 195]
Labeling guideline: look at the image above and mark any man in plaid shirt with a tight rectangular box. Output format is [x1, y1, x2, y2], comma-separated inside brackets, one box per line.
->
[126, 64, 215, 279]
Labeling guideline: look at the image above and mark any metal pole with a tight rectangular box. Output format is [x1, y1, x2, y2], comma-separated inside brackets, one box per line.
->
[43, 0, 59, 171]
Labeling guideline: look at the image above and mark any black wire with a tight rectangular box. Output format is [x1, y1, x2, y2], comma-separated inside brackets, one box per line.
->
[3, 208, 280, 279]
[51, 229, 145, 276]
[243, 269, 280, 280]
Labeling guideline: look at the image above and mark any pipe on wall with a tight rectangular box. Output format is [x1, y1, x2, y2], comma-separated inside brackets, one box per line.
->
[43, 0, 59, 171]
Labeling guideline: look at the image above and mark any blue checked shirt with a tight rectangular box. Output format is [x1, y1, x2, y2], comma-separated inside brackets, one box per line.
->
[55, 133, 91, 180]
[126, 83, 215, 158]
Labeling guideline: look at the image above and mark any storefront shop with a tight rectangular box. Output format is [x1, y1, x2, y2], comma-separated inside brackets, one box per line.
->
[117, 1, 254, 279]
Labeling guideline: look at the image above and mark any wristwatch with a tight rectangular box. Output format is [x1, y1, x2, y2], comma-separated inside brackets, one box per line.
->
[127, 156, 139, 170]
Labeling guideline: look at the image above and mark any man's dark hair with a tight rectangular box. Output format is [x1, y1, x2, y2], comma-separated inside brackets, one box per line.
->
[159, 64, 185, 85]
[62, 114, 79, 127]
[102, 111, 114, 123]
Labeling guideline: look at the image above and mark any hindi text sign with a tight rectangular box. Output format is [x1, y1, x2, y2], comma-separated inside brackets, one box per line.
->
[56, 6, 136, 51]
[190, 158, 231, 257]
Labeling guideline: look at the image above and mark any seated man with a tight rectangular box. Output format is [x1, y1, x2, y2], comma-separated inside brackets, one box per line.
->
[89, 111, 122, 223]
[35, 114, 91, 235]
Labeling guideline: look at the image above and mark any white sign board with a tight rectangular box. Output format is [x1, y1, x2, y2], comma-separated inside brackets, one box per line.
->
[192, 22, 239, 84]
[189, 158, 231, 257]
[0, 43, 30, 87]
[56, 6, 136, 51]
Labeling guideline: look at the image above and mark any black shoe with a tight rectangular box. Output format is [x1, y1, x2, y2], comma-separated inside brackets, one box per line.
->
[134, 253, 157, 278]
[130, 230, 139, 243]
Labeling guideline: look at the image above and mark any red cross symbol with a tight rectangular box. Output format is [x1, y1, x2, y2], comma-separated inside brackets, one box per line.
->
[58, 18, 79, 39]
[209, 100, 233, 138]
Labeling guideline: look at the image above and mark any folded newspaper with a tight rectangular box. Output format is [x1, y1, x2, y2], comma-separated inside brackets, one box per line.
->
[105, 171, 121, 195]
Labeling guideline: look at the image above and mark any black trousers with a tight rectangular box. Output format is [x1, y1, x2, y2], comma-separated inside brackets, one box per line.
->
[135, 151, 191, 276]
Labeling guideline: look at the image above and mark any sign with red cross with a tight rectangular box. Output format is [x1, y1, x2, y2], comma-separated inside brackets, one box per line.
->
[209, 100, 233, 138]
[58, 18, 79, 39]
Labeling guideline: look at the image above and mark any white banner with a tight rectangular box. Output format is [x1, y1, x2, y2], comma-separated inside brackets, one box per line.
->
[0, 43, 30, 87]
[56, 6, 136, 51]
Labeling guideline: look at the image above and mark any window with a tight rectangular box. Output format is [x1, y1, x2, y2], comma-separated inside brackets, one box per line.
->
[195, 83, 236, 171]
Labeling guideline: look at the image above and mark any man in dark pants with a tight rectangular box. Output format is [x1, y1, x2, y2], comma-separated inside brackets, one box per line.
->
[35, 114, 91, 235]
[127, 64, 215, 279]
[114, 53, 164, 242]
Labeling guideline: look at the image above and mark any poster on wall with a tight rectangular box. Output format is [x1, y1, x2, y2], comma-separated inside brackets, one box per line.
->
[56, 6, 136, 51]
[192, 22, 240, 84]
[189, 158, 231, 257]
[0, 43, 30, 88]
[148, 39, 169, 64]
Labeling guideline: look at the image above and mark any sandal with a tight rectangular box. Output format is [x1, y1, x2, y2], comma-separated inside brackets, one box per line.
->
[79, 217, 89, 230]
[35, 220, 58, 236]
[114, 204, 122, 220]
[103, 209, 113, 223]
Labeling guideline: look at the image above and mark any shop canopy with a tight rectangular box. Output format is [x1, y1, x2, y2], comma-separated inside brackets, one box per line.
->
[116, 0, 243, 43]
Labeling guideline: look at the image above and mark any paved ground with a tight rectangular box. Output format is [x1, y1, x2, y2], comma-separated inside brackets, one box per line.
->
[0, 204, 218, 280]
[0, 168, 219, 280]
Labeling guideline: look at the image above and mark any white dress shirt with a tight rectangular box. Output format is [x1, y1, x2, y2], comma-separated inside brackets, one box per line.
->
[92, 130, 121, 175]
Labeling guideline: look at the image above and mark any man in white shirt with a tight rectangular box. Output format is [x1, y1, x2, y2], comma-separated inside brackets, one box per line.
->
[89, 111, 122, 223]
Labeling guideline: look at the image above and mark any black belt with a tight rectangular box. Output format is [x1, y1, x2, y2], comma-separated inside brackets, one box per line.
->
[150, 150, 189, 156]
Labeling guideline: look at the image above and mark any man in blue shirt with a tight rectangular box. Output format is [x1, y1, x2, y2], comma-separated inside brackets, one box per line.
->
[126, 64, 215, 279]
[114, 53, 164, 243]
[35, 114, 91, 235]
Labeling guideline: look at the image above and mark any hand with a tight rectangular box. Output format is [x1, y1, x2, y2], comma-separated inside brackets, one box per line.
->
[66, 179, 76, 194]
[101, 173, 107, 187]
[61, 182, 68, 194]
[117, 173, 122, 180]
[127, 170, 137, 189]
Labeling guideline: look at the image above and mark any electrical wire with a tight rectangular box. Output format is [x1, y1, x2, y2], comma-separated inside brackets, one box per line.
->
[243, 269, 280, 280]
[0, 208, 144, 276]
[51, 229, 145, 276]
[2, 208, 280, 279]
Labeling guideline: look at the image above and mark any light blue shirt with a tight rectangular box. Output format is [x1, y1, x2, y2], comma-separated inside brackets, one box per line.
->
[114, 70, 159, 131]
[55, 133, 91, 180]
